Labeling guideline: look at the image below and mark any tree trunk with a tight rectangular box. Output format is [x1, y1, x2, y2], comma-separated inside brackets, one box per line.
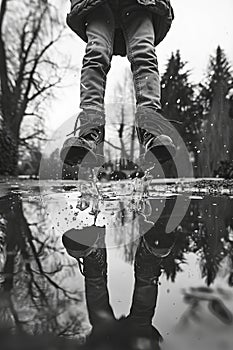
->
[0, 121, 19, 176]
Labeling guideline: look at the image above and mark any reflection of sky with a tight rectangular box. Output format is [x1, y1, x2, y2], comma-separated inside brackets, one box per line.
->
[108, 248, 233, 350]
[159, 256, 233, 350]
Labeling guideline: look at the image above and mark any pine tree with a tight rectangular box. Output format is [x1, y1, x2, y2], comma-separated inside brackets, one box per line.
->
[161, 51, 201, 156]
[198, 46, 233, 176]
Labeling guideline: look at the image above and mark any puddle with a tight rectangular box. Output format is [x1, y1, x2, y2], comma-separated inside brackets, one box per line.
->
[0, 179, 233, 349]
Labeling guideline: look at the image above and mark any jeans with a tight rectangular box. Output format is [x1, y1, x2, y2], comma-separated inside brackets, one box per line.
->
[80, 0, 161, 119]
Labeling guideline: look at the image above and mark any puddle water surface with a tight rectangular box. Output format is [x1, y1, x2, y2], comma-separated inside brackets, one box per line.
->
[0, 180, 233, 350]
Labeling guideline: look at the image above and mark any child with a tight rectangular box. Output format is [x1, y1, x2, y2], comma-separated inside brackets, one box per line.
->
[60, 0, 176, 167]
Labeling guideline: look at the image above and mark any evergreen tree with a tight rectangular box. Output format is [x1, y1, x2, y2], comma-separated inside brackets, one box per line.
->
[161, 51, 201, 156]
[198, 46, 233, 176]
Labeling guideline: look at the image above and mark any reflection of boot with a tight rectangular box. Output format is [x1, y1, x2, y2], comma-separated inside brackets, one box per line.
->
[136, 108, 176, 164]
[143, 227, 177, 258]
[142, 197, 178, 258]
[128, 238, 162, 349]
[62, 226, 107, 278]
[60, 110, 105, 166]
[62, 226, 114, 328]
[134, 237, 162, 285]
[62, 227, 104, 259]
[127, 198, 179, 349]
[130, 237, 162, 325]
[83, 239, 115, 329]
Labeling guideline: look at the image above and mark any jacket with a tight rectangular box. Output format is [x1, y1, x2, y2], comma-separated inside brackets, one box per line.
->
[67, 0, 174, 56]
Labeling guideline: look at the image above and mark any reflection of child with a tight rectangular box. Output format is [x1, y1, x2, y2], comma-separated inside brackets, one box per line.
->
[61, 196, 170, 349]
[61, 0, 176, 167]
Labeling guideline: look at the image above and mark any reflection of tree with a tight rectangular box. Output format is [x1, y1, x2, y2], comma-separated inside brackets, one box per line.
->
[0, 194, 83, 337]
[119, 195, 233, 286]
[190, 197, 233, 285]
[160, 197, 233, 286]
[161, 232, 189, 282]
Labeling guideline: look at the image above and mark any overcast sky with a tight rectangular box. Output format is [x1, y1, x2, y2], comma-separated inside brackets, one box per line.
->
[47, 0, 233, 131]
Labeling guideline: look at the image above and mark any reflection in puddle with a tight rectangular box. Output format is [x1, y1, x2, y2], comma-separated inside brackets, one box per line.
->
[0, 181, 233, 349]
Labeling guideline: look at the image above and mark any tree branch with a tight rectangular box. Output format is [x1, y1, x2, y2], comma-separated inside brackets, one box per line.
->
[20, 130, 45, 142]
[20, 215, 80, 302]
[14, 9, 47, 98]
[0, 0, 7, 32]
[28, 78, 61, 101]
[18, 33, 62, 124]
[0, 0, 10, 119]
[105, 140, 122, 151]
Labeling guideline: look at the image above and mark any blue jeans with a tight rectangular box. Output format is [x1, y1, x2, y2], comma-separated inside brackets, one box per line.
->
[80, 0, 161, 118]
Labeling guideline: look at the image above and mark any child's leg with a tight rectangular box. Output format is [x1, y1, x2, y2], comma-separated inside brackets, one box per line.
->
[80, 5, 115, 116]
[121, 9, 161, 111]
[121, 9, 176, 164]
[60, 6, 115, 167]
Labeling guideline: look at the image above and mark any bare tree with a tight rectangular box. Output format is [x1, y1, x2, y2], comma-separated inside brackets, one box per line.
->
[0, 0, 66, 175]
[105, 67, 138, 164]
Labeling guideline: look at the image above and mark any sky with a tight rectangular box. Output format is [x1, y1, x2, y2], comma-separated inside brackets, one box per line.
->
[47, 0, 233, 132]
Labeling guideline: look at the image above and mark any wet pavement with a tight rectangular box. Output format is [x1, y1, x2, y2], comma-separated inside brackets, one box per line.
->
[0, 179, 233, 350]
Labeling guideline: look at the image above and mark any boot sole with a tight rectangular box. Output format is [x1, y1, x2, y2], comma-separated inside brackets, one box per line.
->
[144, 144, 176, 164]
[61, 145, 104, 167]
